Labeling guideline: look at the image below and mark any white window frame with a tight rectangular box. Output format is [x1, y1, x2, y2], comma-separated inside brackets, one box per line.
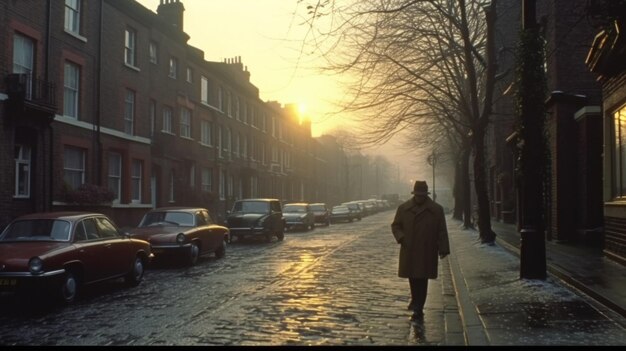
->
[180, 107, 191, 138]
[200, 120, 212, 146]
[64, 0, 80, 35]
[219, 170, 226, 200]
[162, 106, 172, 133]
[201, 76, 209, 105]
[108, 152, 122, 203]
[64, 61, 79, 119]
[124, 28, 137, 67]
[218, 126, 223, 158]
[14, 144, 31, 198]
[131, 159, 142, 203]
[186, 67, 193, 83]
[149, 41, 158, 64]
[169, 57, 178, 79]
[201, 168, 212, 192]
[124, 89, 135, 135]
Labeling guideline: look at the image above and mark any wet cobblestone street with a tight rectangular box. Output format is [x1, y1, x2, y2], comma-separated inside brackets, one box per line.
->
[0, 211, 458, 346]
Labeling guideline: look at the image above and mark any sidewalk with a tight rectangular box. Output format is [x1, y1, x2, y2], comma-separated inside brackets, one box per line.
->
[446, 217, 626, 345]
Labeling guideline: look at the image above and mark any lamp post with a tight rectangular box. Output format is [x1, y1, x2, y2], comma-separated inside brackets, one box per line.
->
[427, 150, 438, 201]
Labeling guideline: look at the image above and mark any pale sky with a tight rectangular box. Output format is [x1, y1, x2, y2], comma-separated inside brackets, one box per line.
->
[136, 0, 345, 137]
[135, 0, 429, 188]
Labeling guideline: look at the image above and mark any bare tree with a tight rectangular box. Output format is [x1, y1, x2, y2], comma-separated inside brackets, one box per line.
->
[297, 0, 498, 242]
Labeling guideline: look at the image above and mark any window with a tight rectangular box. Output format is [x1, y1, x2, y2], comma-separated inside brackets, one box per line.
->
[131, 159, 142, 203]
[124, 28, 137, 67]
[186, 67, 193, 83]
[162, 106, 172, 133]
[201, 168, 212, 192]
[218, 126, 223, 158]
[201, 120, 212, 146]
[219, 170, 226, 200]
[180, 108, 191, 138]
[12, 33, 34, 97]
[169, 57, 178, 78]
[149, 100, 156, 137]
[235, 96, 240, 120]
[95, 217, 119, 238]
[243, 135, 248, 158]
[272, 117, 276, 137]
[63, 146, 85, 190]
[227, 91, 232, 117]
[124, 89, 135, 135]
[261, 143, 267, 165]
[234, 133, 240, 156]
[64, 0, 80, 34]
[64, 62, 79, 119]
[243, 103, 248, 124]
[108, 152, 122, 203]
[201, 76, 209, 104]
[225, 127, 231, 157]
[14, 145, 31, 197]
[614, 105, 626, 197]
[149, 41, 158, 64]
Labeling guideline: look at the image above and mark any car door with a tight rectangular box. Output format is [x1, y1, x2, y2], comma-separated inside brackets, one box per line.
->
[73, 218, 114, 283]
[94, 216, 132, 278]
[269, 201, 283, 233]
[195, 210, 214, 254]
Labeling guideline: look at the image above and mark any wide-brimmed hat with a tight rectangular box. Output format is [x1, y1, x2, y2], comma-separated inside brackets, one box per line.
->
[411, 180, 430, 195]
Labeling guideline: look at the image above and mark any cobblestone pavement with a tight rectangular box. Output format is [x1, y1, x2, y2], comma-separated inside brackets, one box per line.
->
[0, 211, 462, 346]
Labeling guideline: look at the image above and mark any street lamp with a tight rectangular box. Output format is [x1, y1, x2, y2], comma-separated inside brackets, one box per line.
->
[427, 150, 438, 201]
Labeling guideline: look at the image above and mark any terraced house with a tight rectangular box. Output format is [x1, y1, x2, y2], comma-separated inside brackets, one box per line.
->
[0, 0, 343, 229]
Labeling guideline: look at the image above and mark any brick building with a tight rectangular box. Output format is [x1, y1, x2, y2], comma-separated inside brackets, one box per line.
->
[0, 0, 349, 230]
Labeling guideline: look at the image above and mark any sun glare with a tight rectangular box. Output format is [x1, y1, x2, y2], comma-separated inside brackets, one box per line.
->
[298, 103, 307, 115]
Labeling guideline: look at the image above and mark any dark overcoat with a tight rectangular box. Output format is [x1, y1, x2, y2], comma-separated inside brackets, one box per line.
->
[391, 196, 450, 279]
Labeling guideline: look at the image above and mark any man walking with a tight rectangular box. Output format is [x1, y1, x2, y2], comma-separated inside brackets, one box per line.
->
[391, 180, 450, 322]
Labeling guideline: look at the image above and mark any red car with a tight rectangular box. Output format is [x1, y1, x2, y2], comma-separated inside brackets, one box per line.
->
[0, 212, 152, 304]
[129, 207, 229, 266]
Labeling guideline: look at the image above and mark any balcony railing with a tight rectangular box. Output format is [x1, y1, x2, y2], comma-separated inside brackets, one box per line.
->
[5, 72, 57, 111]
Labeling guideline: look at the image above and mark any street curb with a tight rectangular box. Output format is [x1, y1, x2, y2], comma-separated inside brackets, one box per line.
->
[448, 250, 490, 345]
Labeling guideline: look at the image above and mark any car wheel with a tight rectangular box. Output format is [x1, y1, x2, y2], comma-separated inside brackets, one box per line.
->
[59, 271, 78, 304]
[215, 239, 226, 259]
[125, 256, 145, 286]
[187, 242, 200, 266]
[310, 222, 315, 230]
[277, 229, 284, 241]
[265, 233, 273, 243]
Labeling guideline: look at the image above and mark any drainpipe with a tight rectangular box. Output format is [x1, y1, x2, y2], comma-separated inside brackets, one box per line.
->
[95, 0, 103, 185]
[46, 0, 53, 211]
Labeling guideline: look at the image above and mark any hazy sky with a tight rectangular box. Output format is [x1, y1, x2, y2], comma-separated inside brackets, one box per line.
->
[135, 0, 431, 188]
[136, 0, 345, 137]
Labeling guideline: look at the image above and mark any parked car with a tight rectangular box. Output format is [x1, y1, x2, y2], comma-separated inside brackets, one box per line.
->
[0, 212, 152, 304]
[283, 203, 316, 231]
[309, 203, 331, 226]
[225, 199, 284, 242]
[330, 205, 354, 223]
[342, 201, 363, 220]
[129, 207, 229, 266]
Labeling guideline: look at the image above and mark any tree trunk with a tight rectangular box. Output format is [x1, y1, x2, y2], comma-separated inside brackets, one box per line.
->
[453, 156, 463, 220]
[472, 128, 496, 243]
[461, 147, 473, 229]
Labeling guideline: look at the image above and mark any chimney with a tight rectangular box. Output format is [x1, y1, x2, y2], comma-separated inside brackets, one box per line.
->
[157, 0, 185, 31]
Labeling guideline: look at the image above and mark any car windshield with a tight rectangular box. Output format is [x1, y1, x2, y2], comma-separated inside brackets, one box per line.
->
[0, 219, 71, 241]
[139, 211, 194, 227]
[232, 201, 270, 214]
[310, 205, 326, 211]
[284, 205, 306, 213]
